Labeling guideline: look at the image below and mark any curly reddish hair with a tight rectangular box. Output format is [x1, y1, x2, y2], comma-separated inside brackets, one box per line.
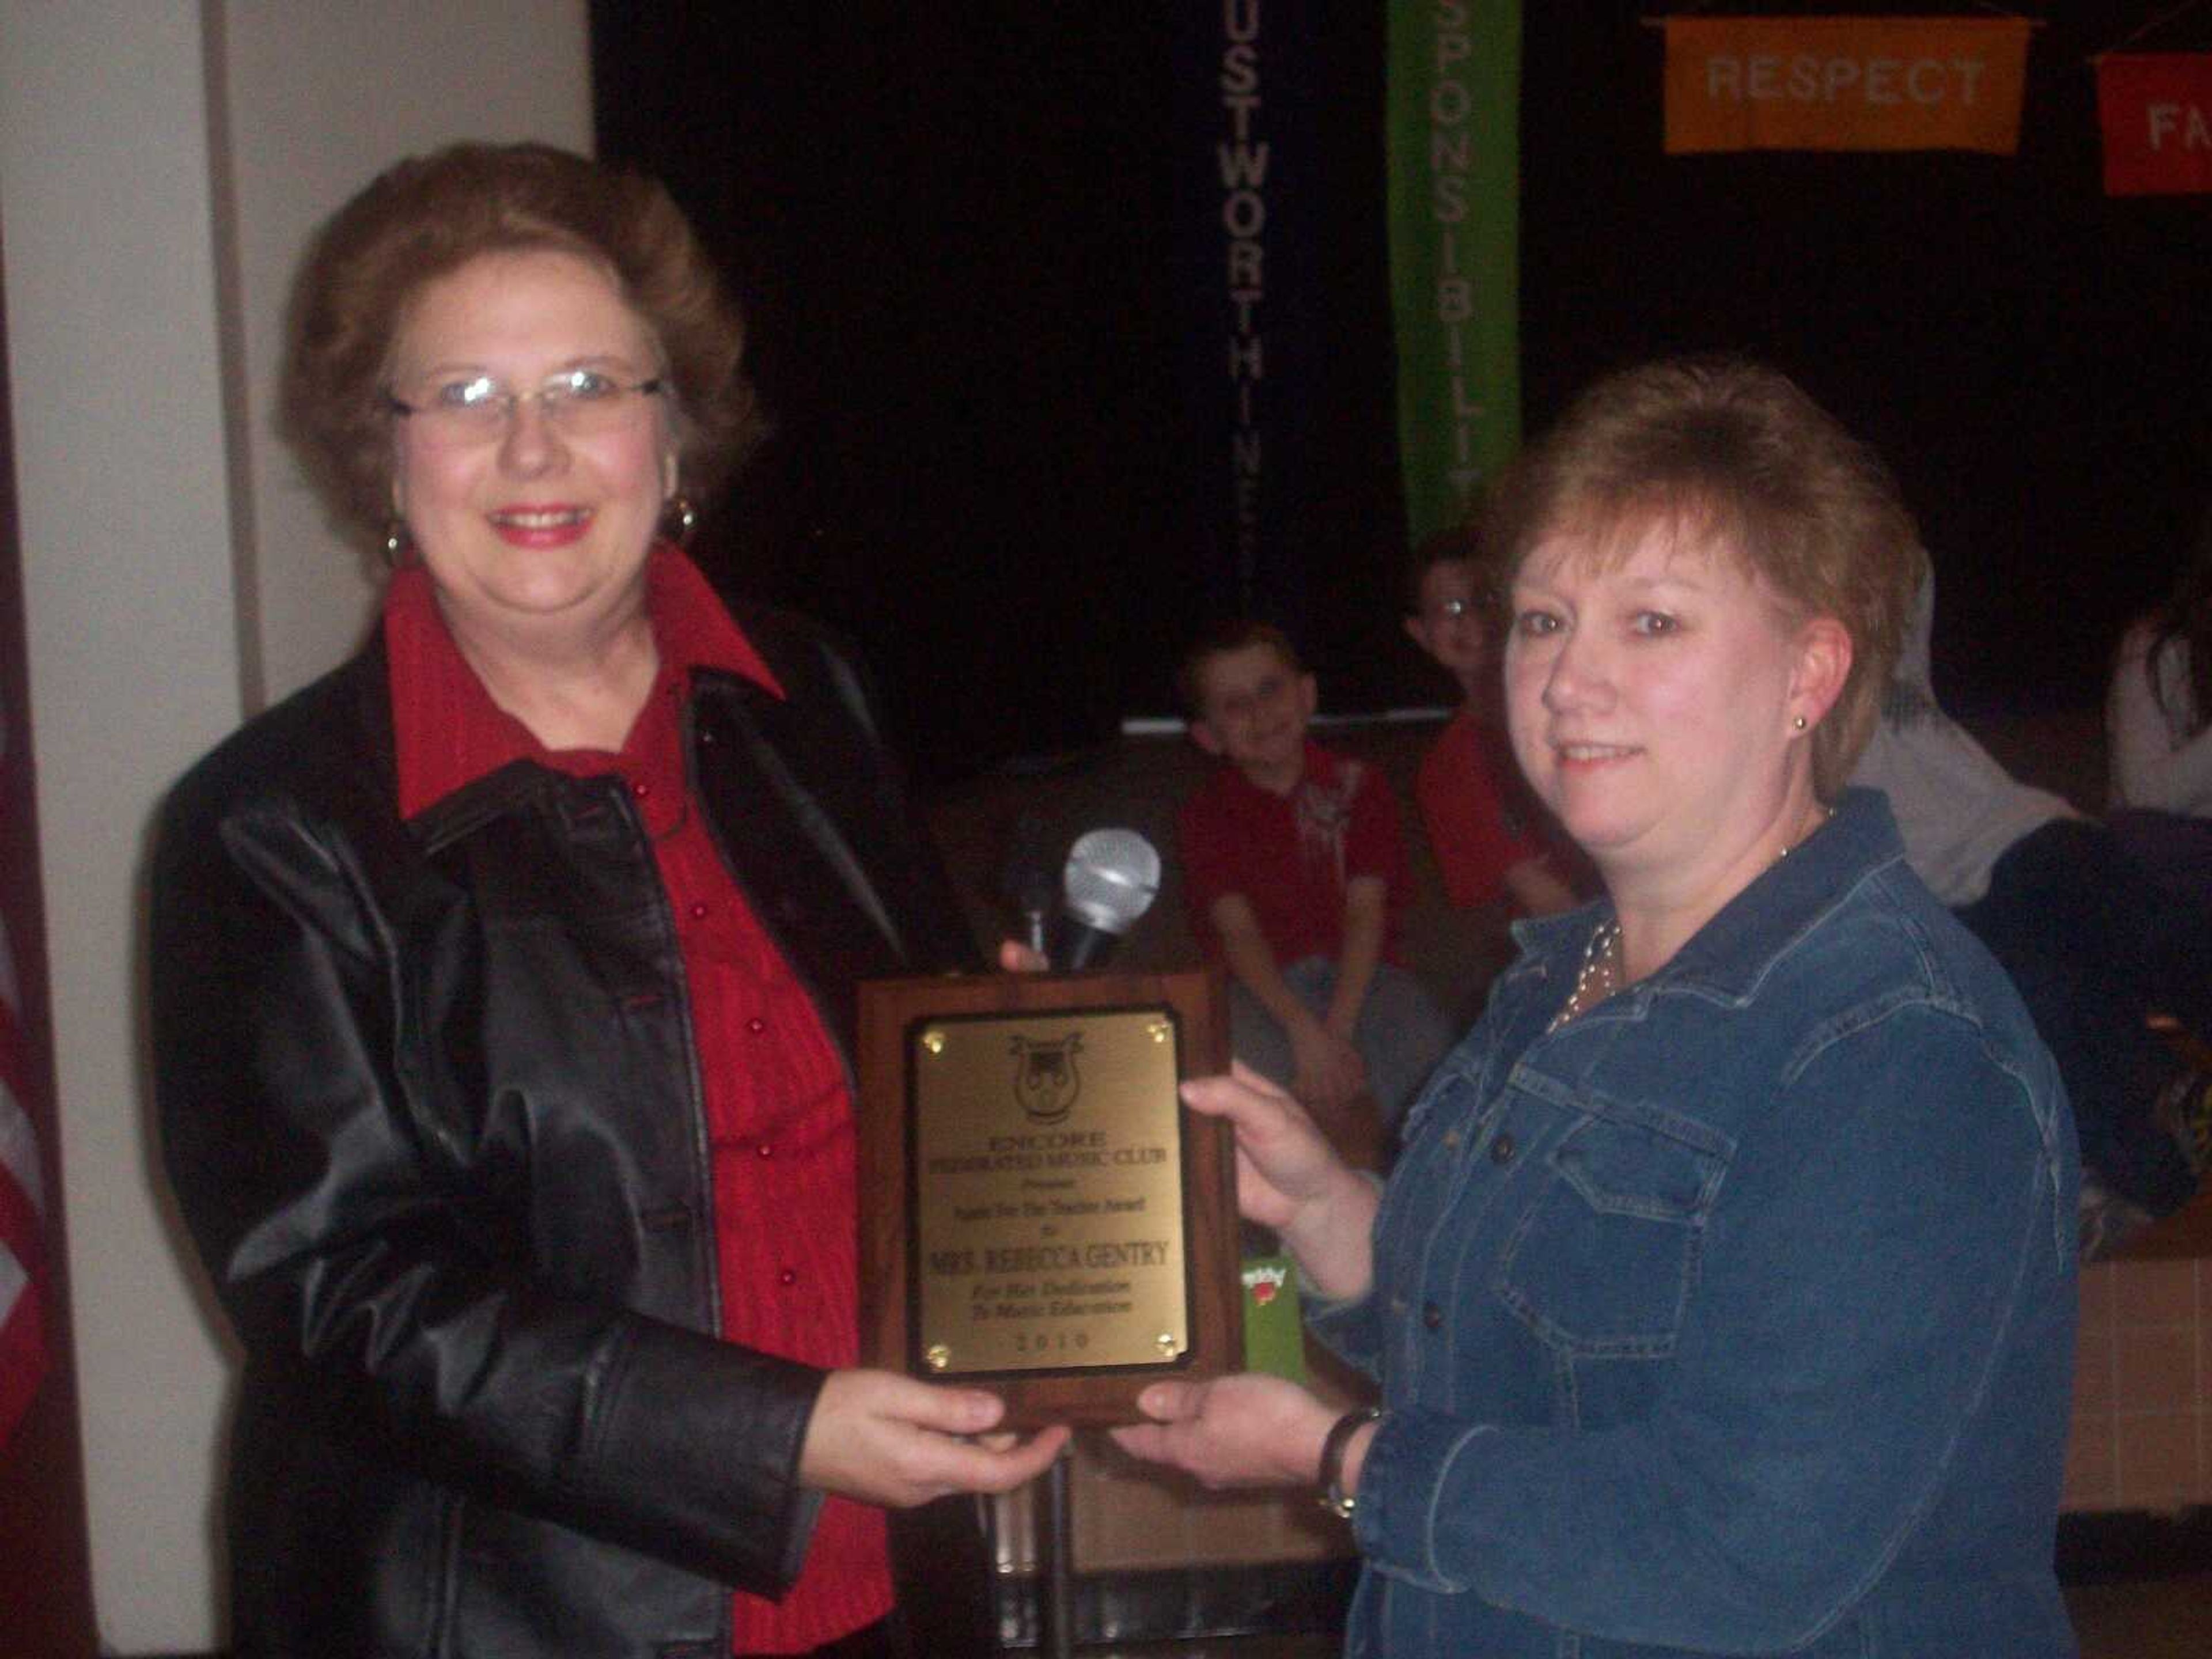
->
[281, 142, 762, 540]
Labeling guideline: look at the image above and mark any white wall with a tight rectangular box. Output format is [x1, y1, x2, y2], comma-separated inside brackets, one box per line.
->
[217, 2, 595, 704]
[0, 3, 590, 1649]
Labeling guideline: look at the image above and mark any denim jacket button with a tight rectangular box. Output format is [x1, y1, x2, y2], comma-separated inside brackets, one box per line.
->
[1441, 1128, 1462, 1150]
[1422, 1301, 1444, 1331]
[1489, 1131, 1517, 1165]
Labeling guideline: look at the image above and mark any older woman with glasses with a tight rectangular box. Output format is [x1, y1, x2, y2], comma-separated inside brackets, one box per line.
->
[150, 143, 1063, 1659]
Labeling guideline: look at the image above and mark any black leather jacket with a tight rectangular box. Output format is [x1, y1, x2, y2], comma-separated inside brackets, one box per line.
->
[152, 607, 987, 1658]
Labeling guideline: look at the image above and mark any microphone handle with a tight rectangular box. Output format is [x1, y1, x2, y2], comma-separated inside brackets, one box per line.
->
[1051, 915, 1119, 972]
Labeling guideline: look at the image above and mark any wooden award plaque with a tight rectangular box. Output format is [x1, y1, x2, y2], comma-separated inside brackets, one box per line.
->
[856, 969, 1239, 1427]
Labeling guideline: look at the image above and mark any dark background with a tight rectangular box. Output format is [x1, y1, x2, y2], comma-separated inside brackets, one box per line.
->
[593, 3, 2212, 781]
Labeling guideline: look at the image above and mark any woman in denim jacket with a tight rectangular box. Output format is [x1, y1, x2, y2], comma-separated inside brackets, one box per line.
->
[1114, 358, 2079, 1657]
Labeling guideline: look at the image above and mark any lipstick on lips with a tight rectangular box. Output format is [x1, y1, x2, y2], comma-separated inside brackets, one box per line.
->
[488, 503, 593, 548]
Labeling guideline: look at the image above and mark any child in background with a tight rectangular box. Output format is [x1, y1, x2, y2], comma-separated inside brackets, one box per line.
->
[1403, 528, 1582, 917]
[1176, 621, 1450, 1128]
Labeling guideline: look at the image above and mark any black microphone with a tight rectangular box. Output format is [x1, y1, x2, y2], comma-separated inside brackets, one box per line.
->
[1049, 828, 1161, 969]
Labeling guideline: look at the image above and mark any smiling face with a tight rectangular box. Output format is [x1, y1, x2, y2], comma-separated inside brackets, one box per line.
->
[387, 248, 673, 659]
[1503, 518, 1846, 899]
[1190, 641, 1317, 794]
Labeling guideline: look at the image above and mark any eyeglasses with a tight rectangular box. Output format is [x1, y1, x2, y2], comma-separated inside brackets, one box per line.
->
[385, 368, 665, 442]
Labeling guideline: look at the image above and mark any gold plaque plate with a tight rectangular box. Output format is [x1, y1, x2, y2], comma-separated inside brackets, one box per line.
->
[910, 1007, 1188, 1376]
[858, 970, 1238, 1427]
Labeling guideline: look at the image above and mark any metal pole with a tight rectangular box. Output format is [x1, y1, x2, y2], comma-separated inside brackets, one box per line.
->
[1036, 1448, 1075, 1658]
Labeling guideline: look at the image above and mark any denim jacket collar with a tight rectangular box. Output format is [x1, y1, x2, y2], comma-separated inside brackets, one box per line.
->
[1504, 787, 1906, 1014]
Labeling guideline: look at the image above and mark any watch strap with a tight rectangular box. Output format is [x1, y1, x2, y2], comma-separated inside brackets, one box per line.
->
[1316, 1405, 1381, 1519]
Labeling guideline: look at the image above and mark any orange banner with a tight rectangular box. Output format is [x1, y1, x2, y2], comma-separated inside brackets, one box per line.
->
[1664, 16, 2032, 155]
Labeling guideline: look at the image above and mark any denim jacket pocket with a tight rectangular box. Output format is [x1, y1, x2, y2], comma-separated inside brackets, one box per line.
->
[1495, 1110, 1725, 1358]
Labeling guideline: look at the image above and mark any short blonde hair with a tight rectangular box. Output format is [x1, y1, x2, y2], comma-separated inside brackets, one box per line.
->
[282, 142, 762, 541]
[1480, 356, 1926, 798]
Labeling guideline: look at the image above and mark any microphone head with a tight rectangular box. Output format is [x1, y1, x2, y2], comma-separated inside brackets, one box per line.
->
[1061, 828, 1161, 938]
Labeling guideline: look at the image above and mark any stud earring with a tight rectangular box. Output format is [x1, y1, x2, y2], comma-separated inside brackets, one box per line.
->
[1791, 714, 1809, 732]
[663, 494, 698, 546]
[383, 521, 412, 567]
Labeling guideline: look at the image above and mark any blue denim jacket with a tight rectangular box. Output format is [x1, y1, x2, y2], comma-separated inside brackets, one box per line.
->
[1310, 790, 2078, 1658]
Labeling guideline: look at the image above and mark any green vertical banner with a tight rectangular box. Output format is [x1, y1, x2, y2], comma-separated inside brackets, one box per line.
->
[1388, 1, 1522, 543]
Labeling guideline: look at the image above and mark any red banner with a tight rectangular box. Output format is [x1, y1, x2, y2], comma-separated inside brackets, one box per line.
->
[0, 696, 49, 1448]
[2098, 54, 2212, 196]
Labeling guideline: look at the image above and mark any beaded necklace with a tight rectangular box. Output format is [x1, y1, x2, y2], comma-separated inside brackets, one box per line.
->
[1547, 916, 1622, 1033]
[1547, 806, 1834, 1034]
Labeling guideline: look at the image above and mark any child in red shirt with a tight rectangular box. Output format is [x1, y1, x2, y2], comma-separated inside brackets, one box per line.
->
[1404, 530, 1584, 917]
[1176, 622, 1450, 1127]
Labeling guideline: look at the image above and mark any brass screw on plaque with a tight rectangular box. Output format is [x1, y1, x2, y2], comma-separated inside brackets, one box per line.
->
[925, 1344, 951, 1370]
[922, 1029, 945, 1056]
[1147, 1021, 1171, 1044]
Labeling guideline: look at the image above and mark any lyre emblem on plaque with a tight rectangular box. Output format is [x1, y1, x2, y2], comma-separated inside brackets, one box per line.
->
[1009, 1032, 1084, 1123]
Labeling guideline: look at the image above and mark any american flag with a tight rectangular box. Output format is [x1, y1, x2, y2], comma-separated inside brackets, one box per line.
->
[0, 683, 48, 1446]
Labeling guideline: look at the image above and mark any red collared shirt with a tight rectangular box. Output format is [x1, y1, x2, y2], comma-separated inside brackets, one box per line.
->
[1416, 707, 1563, 911]
[1177, 738, 1410, 967]
[387, 547, 891, 1654]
